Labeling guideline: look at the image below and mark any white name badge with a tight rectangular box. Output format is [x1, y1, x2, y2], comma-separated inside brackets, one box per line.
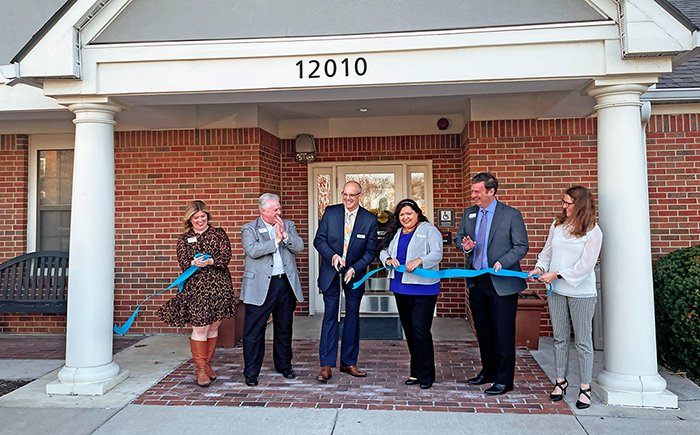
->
[417, 233, 427, 238]
[258, 228, 268, 233]
[187, 236, 197, 243]
[468, 213, 477, 219]
[356, 234, 366, 239]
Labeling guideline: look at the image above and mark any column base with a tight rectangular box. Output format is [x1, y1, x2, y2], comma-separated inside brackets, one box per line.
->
[593, 370, 678, 408]
[46, 361, 129, 396]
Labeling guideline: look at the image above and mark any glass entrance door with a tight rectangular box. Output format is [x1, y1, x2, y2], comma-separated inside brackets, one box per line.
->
[337, 166, 404, 314]
[309, 161, 433, 315]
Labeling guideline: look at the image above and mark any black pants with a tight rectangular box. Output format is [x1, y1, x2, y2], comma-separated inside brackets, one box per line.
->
[469, 275, 518, 386]
[395, 292, 438, 384]
[243, 275, 296, 378]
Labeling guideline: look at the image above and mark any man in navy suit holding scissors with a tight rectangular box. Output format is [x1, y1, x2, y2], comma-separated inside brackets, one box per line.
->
[314, 180, 378, 383]
[456, 172, 529, 395]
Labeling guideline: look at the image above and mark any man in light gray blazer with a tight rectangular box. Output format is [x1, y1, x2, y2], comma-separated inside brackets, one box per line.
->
[241, 193, 304, 387]
[456, 173, 528, 396]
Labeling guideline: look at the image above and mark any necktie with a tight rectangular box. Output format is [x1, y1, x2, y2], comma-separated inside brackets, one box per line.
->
[473, 209, 487, 270]
[342, 212, 352, 261]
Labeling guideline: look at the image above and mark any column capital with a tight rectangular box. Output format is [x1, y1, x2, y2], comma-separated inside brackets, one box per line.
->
[66, 101, 121, 126]
[586, 82, 651, 111]
[54, 96, 123, 124]
[585, 76, 654, 96]
[67, 102, 122, 114]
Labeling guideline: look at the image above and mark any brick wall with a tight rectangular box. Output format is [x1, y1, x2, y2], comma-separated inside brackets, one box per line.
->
[112, 128, 273, 334]
[647, 114, 700, 255]
[463, 116, 699, 335]
[1, 116, 697, 334]
[260, 130, 282, 196]
[463, 119, 599, 335]
[0, 134, 28, 259]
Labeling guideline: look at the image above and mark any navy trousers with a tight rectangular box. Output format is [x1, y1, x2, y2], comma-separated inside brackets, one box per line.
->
[319, 277, 364, 367]
[469, 274, 518, 386]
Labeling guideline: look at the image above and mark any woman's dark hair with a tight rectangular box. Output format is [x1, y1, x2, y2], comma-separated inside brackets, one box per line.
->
[379, 198, 428, 250]
[554, 185, 596, 237]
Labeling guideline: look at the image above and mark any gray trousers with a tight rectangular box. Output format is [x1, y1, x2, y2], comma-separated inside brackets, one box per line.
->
[548, 292, 596, 384]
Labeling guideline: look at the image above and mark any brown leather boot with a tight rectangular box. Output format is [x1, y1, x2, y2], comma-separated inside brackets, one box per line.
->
[205, 337, 218, 381]
[190, 339, 212, 387]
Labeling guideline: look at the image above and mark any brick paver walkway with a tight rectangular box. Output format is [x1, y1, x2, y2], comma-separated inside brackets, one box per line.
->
[135, 340, 571, 414]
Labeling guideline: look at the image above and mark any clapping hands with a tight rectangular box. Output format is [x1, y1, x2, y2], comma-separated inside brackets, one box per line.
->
[274, 216, 287, 243]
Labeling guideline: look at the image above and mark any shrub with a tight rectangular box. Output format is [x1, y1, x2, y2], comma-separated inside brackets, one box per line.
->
[653, 245, 700, 382]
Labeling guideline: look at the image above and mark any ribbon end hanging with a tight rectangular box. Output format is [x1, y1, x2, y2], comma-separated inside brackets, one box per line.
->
[113, 307, 140, 336]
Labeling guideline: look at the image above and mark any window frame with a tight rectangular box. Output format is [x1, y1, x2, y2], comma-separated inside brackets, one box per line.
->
[27, 134, 75, 252]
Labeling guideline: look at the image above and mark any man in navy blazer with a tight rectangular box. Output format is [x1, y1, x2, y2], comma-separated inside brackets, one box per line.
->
[313, 180, 378, 382]
[456, 172, 529, 395]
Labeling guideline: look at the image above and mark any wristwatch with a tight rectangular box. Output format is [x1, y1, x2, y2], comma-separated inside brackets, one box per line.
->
[556, 273, 563, 279]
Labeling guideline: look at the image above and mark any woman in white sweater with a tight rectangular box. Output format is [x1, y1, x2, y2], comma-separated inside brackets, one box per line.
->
[528, 186, 603, 409]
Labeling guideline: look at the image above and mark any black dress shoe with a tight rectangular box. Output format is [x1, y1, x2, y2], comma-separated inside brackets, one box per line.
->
[245, 376, 258, 387]
[405, 377, 419, 385]
[484, 383, 514, 395]
[467, 374, 494, 385]
[419, 381, 433, 389]
[280, 369, 296, 379]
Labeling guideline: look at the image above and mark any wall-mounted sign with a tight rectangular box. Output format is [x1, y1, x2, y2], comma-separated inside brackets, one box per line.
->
[438, 208, 454, 227]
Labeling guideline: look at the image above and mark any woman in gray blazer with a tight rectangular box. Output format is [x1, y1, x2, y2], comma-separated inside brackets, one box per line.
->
[379, 199, 443, 389]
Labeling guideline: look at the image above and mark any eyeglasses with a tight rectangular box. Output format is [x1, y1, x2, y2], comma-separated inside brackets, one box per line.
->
[561, 200, 575, 206]
[341, 192, 361, 198]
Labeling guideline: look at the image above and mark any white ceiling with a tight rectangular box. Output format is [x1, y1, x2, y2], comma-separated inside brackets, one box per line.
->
[0, 77, 596, 134]
[113, 78, 594, 119]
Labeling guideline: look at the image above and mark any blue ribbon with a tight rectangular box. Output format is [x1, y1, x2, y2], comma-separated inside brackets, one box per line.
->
[352, 265, 538, 289]
[113, 254, 211, 335]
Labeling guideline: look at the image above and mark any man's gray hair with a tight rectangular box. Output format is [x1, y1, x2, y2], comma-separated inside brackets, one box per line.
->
[259, 193, 280, 210]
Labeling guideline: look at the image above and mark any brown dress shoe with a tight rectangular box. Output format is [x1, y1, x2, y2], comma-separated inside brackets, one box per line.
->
[317, 366, 332, 383]
[339, 365, 367, 377]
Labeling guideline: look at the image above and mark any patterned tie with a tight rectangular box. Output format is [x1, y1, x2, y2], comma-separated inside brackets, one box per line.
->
[342, 212, 352, 261]
[474, 209, 487, 270]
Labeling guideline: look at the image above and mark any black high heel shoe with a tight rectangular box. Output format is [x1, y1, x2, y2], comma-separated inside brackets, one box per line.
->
[576, 387, 591, 409]
[550, 378, 568, 401]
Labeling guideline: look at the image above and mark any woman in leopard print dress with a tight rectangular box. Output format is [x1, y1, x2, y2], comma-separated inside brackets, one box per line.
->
[158, 200, 236, 387]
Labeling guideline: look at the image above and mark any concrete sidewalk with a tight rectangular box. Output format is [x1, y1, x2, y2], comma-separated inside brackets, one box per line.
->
[1, 318, 699, 435]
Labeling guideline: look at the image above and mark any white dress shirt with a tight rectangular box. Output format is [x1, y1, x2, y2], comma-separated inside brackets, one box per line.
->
[264, 221, 285, 275]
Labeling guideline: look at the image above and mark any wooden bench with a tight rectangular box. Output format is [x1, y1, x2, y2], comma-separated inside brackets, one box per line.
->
[0, 251, 69, 314]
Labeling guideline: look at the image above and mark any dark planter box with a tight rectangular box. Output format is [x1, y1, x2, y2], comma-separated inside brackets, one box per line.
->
[216, 303, 245, 348]
[515, 291, 546, 350]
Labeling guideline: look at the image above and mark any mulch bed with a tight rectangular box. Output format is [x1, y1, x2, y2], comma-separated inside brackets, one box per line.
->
[0, 380, 32, 397]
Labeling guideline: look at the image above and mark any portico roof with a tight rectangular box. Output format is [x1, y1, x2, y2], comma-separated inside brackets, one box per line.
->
[92, 0, 607, 44]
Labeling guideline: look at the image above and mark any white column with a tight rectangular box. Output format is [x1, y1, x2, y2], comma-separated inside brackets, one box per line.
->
[587, 83, 676, 408]
[46, 102, 129, 395]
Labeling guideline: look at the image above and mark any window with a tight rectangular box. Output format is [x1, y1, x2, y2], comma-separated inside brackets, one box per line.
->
[28, 135, 74, 252]
[37, 150, 73, 250]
